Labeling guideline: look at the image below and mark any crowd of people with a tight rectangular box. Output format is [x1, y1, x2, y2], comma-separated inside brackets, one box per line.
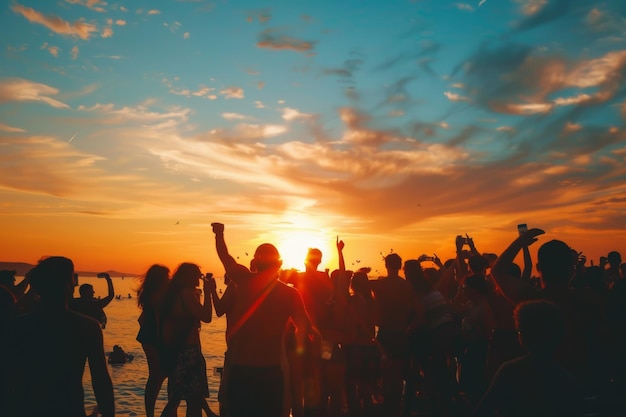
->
[1, 223, 625, 417]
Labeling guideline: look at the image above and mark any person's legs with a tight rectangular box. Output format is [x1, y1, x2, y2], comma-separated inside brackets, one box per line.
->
[143, 343, 167, 417]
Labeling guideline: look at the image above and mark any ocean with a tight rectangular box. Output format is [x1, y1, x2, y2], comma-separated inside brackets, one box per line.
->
[76, 276, 227, 416]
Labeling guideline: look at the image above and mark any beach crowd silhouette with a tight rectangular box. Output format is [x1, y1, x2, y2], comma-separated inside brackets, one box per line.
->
[1, 223, 626, 417]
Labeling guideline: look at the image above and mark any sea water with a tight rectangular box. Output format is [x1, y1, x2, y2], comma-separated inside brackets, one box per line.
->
[77, 276, 227, 416]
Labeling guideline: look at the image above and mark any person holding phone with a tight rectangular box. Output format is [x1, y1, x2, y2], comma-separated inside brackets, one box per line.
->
[69, 272, 115, 328]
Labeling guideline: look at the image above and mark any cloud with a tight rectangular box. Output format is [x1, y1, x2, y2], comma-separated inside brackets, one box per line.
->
[455, 3, 474, 12]
[222, 113, 252, 121]
[281, 107, 313, 121]
[116, 19, 126, 26]
[148, 10, 161, 15]
[444, 91, 470, 102]
[0, 78, 69, 108]
[71, 46, 79, 60]
[457, 42, 626, 116]
[257, 28, 315, 52]
[219, 87, 244, 99]
[184, 32, 190, 39]
[247, 9, 272, 23]
[65, 0, 107, 12]
[0, 123, 26, 133]
[12, 4, 97, 40]
[41, 43, 59, 57]
[77, 103, 192, 125]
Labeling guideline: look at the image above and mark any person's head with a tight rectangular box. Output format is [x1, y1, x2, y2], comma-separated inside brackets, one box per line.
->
[305, 248, 322, 270]
[508, 263, 522, 280]
[584, 266, 606, 293]
[404, 259, 430, 293]
[251, 243, 282, 273]
[28, 256, 75, 304]
[468, 255, 490, 275]
[384, 253, 402, 273]
[462, 274, 490, 300]
[608, 251, 622, 268]
[350, 270, 371, 298]
[514, 300, 564, 357]
[536, 240, 574, 288]
[0, 270, 17, 287]
[137, 264, 170, 309]
[171, 263, 202, 289]
[483, 253, 498, 268]
[79, 283, 95, 299]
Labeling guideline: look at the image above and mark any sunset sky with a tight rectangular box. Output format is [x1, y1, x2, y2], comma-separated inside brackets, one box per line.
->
[1, 0, 626, 275]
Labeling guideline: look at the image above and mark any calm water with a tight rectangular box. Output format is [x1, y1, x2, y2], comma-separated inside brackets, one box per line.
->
[77, 276, 227, 416]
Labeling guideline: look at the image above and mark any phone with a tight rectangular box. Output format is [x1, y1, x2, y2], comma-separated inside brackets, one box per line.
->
[517, 223, 528, 236]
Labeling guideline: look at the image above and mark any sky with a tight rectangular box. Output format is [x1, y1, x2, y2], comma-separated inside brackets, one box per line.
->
[1, 0, 626, 275]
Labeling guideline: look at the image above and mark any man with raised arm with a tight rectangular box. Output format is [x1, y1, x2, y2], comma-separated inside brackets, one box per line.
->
[490, 228, 608, 407]
[211, 222, 319, 417]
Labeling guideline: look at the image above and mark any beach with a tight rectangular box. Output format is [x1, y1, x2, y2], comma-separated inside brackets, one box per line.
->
[77, 276, 227, 416]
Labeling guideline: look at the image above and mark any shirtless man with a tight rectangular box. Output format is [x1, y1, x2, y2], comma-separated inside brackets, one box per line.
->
[2, 256, 115, 417]
[211, 223, 319, 417]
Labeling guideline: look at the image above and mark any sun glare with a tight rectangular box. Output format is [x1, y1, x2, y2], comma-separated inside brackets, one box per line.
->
[274, 230, 333, 272]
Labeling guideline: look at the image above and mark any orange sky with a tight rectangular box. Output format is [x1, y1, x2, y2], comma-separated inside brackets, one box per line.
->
[2, 1, 626, 275]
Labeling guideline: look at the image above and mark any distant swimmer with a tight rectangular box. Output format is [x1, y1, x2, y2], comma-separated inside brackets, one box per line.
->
[108, 345, 133, 364]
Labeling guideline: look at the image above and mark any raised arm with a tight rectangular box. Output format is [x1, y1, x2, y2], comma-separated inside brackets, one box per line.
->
[521, 244, 532, 282]
[491, 228, 544, 304]
[211, 222, 239, 273]
[337, 236, 345, 272]
[99, 273, 115, 307]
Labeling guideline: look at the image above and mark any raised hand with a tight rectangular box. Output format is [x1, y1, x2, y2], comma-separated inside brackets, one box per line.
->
[337, 236, 345, 252]
[203, 274, 217, 292]
[518, 228, 545, 247]
[211, 222, 225, 235]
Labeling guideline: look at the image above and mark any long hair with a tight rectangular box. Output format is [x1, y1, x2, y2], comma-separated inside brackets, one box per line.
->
[161, 263, 201, 316]
[136, 264, 170, 310]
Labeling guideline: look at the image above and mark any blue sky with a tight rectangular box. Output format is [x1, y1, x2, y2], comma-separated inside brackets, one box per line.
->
[1, 0, 626, 273]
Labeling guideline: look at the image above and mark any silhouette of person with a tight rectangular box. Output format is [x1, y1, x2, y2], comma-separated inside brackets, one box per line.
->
[1, 256, 115, 417]
[136, 264, 171, 417]
[69, 272, 115, 328]
[211, 222, 319, 417]
[108, 344, 132, 364]
[284, 247, 334, 416]
[490, 229, 609, 401]
[369, 253, 414, 417]
[159, 263, 214, 417]
[474, 300, 584, 417]
[209, 273, 236, 417]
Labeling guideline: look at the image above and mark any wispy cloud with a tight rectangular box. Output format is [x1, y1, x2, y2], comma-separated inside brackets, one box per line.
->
[220, 87, 245, 99]
[65, 0, 107, 12]
[257, 28, 315, 52]
[12, 4, 97, 40]
[0, 123, 26, 133]
[0, 78, 69, 108]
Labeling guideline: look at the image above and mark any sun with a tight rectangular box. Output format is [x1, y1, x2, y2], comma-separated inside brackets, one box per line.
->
[274, 230, 334, 272]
